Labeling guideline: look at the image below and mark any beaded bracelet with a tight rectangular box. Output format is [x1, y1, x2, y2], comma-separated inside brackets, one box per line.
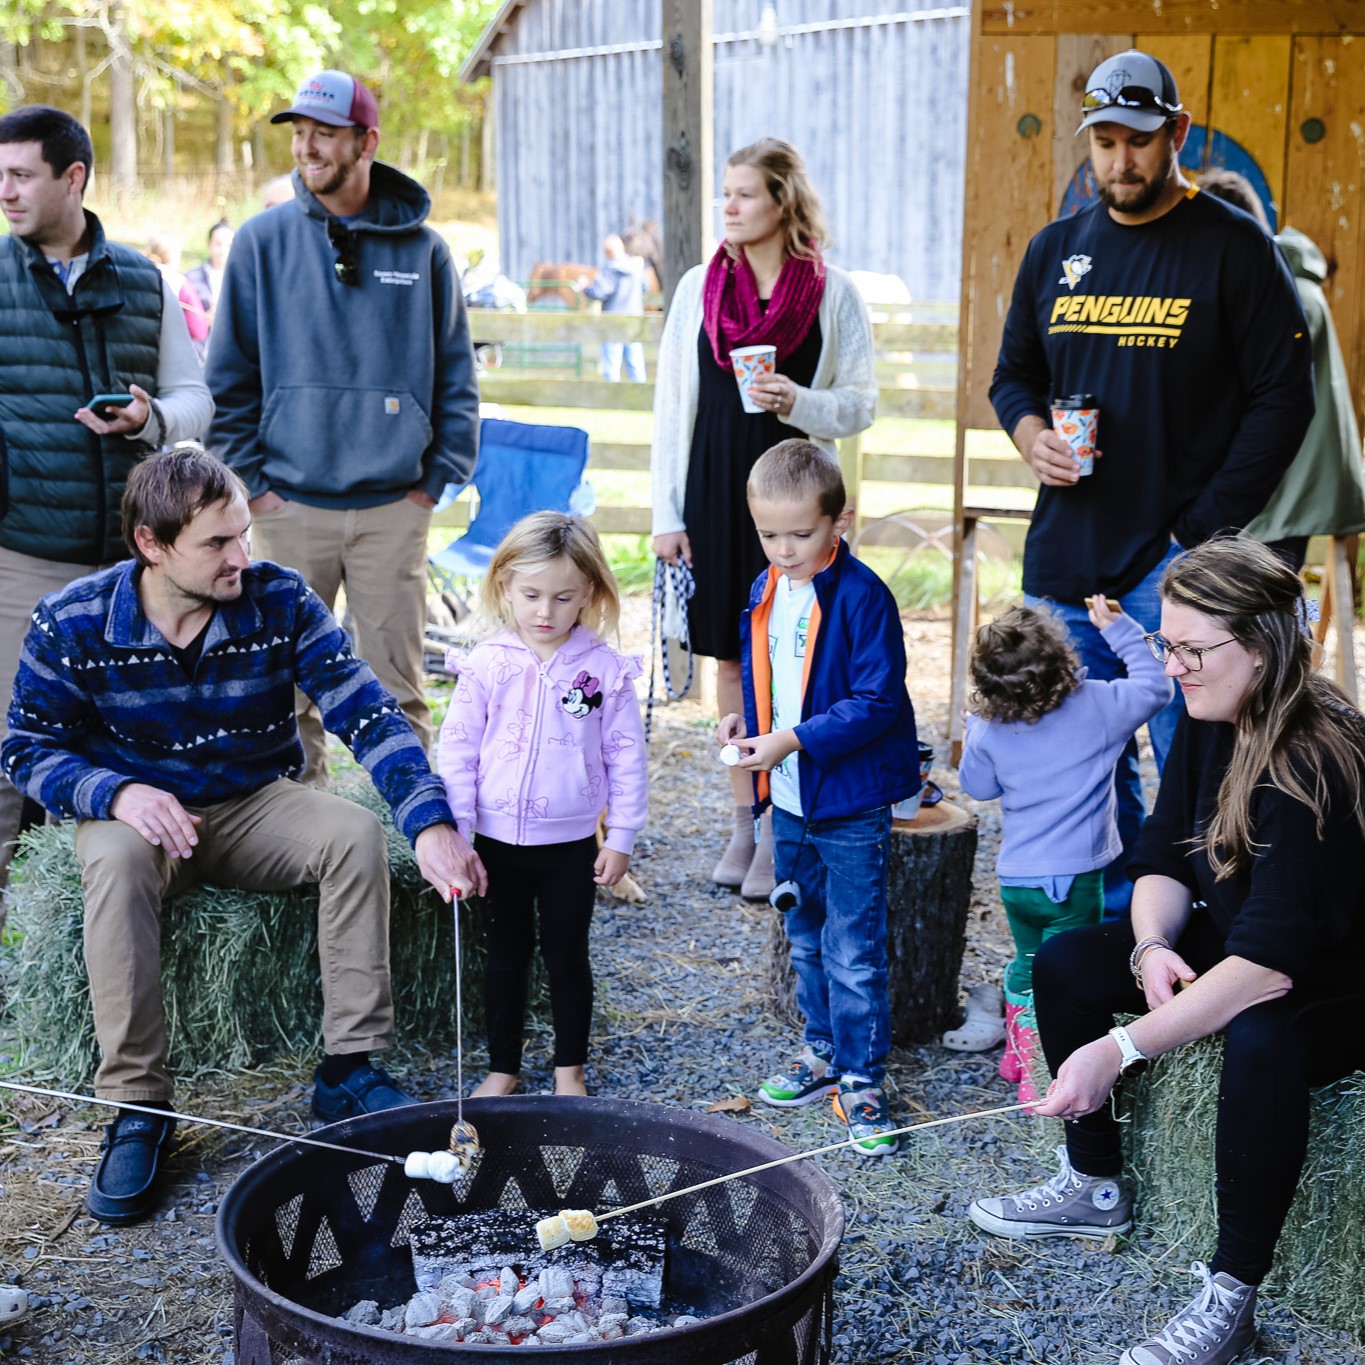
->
[1128, 935, 1171, 980]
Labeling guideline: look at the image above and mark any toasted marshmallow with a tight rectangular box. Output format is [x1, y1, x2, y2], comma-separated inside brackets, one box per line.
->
[535, 1214, 571, 1251]
[561, 1209, 598, 1242]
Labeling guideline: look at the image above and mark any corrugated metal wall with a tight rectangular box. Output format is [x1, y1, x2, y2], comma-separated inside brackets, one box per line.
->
[488, 0, 969, 301]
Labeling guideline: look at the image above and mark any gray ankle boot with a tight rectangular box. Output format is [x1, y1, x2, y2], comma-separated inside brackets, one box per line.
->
[712, 805, 756, 888]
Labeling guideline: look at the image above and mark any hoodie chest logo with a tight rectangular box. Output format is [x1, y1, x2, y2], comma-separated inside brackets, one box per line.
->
[373, 269, 420, 287]
[561, 671, 603, 720]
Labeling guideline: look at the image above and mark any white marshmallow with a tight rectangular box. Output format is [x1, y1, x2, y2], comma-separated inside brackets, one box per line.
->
[404, 1151, 432, 1179]
[427, 1151, 460, 1184]
[719, 744, 741, 767]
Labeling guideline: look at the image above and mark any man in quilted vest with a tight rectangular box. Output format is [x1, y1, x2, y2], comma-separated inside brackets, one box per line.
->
[0, 105, 212, 901]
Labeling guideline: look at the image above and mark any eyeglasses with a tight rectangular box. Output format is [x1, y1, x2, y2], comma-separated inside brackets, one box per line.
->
[1082, 86, 1182, 117]
[1143, 632, 1239, 671]
[326, 218, 359, 286]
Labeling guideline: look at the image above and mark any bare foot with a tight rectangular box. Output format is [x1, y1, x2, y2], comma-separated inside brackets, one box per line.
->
[554, 1066, 588, 1096]
[470, 1071, 518, 1098]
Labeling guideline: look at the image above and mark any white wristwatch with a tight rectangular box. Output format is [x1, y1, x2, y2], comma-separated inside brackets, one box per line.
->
[1108, 1025, 1148, 1074]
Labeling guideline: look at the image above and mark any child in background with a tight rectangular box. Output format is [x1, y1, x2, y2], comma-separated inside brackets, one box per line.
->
[719, 439, 920, 1156]
[437, 512, 648, 1098]
[959, 597, 1171, 1100]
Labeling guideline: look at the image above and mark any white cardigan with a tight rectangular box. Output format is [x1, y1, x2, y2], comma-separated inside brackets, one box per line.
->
[649, 262, 877, 537]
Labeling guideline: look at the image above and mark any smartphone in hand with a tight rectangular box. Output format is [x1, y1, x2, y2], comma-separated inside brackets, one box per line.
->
[87, 393, 135, 419]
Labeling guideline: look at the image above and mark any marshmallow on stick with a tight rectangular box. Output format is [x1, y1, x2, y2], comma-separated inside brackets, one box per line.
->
[534, 1209, 599, 1251]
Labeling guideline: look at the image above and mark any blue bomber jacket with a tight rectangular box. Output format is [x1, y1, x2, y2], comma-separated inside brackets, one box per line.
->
[1, 559, 452, 844]
[740, 539, 919, 822]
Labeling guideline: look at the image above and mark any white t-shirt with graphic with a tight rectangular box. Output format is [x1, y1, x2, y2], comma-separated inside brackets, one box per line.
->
[767, 575, 816, 816]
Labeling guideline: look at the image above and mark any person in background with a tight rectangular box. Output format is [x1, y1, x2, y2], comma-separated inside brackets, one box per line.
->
[0, 104, 212, 905]
[208, 69, 478, 782]
[959, 597, 1170, 1100]
[1197, 168, 1365, 572]
[652, 137, 876, 903]
[990, 50, 1313, 916]
[583, 233, 647, 382]
[145, 232, 185, 292]
[180, 218, 234, 365]
[968, 537, 1365, 1365]
[258, 173, 295, 210]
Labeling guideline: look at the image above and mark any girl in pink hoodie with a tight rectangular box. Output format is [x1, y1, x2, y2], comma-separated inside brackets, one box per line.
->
[437, 512, 648, 1099]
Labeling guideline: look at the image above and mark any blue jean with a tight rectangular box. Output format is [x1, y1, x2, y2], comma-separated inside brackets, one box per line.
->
[599, 341, 645, 382]
[1025, 542, 1183, 916]
[772, 803, 892, 1085]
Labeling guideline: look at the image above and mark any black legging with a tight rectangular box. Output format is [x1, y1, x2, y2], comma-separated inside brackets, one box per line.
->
[474, 833, 598, 1075]
[1035, 918, 1364, 1285]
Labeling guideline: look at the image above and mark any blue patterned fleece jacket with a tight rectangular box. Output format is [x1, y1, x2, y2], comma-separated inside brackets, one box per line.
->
[1, 559, 453, 844]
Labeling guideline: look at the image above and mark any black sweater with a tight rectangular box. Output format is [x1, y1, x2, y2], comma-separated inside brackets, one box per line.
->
[991, 189, 1314, 602]
[1129, 714, 1365, 992]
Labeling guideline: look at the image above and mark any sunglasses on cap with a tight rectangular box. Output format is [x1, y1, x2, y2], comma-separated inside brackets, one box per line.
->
[1082, 86, 1182, 116]
[326, 218, 359, 286]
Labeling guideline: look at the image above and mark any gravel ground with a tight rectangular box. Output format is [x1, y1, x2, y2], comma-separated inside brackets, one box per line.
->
[1, 606, 1363, 1365]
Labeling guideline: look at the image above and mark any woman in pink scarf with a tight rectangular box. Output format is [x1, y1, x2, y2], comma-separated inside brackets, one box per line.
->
[650, 138, 877, 899]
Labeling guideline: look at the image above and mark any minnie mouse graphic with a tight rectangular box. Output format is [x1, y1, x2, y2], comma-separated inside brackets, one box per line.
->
[561, 671, 604, 720]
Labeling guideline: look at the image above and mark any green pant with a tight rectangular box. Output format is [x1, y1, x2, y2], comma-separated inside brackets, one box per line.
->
[1000, 872, 1104, 1025]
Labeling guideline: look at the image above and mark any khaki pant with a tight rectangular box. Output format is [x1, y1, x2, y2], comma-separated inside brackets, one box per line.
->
[0, 546, 112, 893]
[76, 778, 392, 1102]
[251, 497, 434, 782]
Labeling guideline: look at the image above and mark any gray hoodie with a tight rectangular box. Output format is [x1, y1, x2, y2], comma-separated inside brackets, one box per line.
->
[206, 162, 478, 507]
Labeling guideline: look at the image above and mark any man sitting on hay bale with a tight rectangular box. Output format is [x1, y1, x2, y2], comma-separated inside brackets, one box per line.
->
[1, 444, 485, 1225]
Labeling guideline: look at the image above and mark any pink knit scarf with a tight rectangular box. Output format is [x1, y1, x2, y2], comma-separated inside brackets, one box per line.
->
[701, 242, 825, 370]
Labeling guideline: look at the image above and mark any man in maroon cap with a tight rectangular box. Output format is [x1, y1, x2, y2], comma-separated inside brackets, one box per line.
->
[207, 69, 478, 782]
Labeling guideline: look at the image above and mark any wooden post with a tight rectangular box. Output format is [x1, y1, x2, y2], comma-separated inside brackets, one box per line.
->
[660, 0, 713, 311]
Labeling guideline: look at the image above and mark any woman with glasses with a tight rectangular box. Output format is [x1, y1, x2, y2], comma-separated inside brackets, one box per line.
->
[966, 536, 1365, 1365]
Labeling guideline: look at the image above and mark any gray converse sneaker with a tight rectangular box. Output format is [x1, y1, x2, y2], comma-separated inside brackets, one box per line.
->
[968, 1143, 1131, 1240]
[1120, 1262, 1257, 1365]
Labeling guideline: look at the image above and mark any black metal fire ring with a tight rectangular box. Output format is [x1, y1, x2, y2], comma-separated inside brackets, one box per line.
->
[216, 1095, 845, 1363]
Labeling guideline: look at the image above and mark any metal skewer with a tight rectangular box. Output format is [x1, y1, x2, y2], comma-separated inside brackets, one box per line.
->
[447, 887, 479, 1156]
[594, 1100, 1035, 1225]
[0, 1078, 403, 1165]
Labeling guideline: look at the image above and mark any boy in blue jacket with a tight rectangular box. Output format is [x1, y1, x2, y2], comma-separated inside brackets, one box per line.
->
[718, 440, 920, 1155]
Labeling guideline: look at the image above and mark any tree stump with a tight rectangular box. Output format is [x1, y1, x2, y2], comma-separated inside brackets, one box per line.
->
[762, 799, 979, 1045]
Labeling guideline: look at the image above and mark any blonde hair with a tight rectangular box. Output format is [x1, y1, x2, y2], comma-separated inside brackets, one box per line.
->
[969, 605, 1081, 724]
[726, 138, 830, 264]
[1161, 536, 1365, 878]
[478, 512, 620, 641]
[747, 439, 846, 517]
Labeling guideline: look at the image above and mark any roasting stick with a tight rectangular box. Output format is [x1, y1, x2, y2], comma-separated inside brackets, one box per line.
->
[593, 1100, 1035, 1227]
[448, 888, 478, 1152]
[0, 1077, 405, 1165]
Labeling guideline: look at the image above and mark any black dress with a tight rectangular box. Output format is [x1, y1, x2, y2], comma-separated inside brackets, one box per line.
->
[682, 313, 823, 659]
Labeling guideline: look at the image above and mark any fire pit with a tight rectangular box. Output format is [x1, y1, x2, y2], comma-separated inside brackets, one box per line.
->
[217, 1095, 845, 1363]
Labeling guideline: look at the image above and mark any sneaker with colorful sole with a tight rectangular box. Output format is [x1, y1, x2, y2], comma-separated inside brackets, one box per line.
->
[757, 1045, 839, 1107]
[833, 1081, 899, 1157]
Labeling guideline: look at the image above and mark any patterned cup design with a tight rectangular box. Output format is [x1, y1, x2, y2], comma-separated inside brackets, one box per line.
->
[1051, 395, 1099, 476]
[730, 345, 777, 414]
[893, 741, 937, 821]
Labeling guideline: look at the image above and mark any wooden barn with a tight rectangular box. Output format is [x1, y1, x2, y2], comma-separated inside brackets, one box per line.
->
[462, 0, 971, 299]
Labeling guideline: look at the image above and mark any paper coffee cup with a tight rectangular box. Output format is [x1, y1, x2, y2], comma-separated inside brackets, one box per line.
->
[730, 345, 777, 414]
[892, 741, 937, 821]
[1051, 394, 1099, 476]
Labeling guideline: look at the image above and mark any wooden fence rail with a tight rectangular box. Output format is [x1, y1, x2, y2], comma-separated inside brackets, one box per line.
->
[443, 307, 1034, 550]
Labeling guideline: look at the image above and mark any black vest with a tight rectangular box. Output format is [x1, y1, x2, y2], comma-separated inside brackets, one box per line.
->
[0, 213, 162, 565]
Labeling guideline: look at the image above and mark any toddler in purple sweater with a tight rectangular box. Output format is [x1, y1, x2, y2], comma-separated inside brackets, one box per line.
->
[958, 596, 1170, 1099]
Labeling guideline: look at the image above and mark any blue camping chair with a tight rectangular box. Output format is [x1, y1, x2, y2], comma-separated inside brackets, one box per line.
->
[429, 418, 592, 612]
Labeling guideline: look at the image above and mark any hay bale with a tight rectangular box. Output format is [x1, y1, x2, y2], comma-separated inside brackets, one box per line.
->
[1121, 1032, 1365, 1340]
[1, 775, 484, 1088]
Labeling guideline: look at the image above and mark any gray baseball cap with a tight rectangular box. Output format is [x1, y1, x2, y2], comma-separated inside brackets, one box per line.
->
[1077, 50, 1182, 134]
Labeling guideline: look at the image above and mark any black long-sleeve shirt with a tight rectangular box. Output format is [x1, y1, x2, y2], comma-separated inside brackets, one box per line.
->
[1128, 714, 1365, 993]
[991, 188, 1314, 602]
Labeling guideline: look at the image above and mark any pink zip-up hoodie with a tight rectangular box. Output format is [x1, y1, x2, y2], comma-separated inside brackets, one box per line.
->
[437, 626, 648, 853]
